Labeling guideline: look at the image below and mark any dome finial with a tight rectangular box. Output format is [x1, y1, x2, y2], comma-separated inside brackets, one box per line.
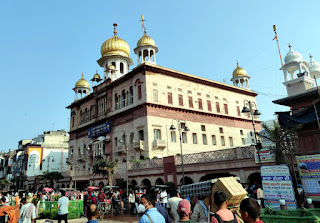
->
[289, 43, 292, 50]
[237, 60, 239, 67]
[310, 53, 313, 60]
[113, 23, 118, 36]
[81, 72, 84, 78]
[140, 15, 146, 35]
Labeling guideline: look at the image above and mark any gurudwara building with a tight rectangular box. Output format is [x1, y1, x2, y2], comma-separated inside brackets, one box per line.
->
[66, 19, 261, 189]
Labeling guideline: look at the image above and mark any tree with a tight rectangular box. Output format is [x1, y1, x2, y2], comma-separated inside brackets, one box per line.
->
[258, 121, 301, 164]
[41, 171, 64, 188]
[93, 159, 118, 186]
[0, 179, 10, 190]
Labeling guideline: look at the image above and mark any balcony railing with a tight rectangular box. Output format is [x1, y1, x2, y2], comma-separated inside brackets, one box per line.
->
[115, 145, 127, 154]
[152, 139, 166, 149]
[175, 146, 255, 165]
[129, 158, 163, 170]
[133, 140, 145, 151]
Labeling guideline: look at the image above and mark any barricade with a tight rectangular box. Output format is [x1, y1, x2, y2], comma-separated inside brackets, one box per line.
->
[38, 200, 83, 220]
[261, 207, 320, 223]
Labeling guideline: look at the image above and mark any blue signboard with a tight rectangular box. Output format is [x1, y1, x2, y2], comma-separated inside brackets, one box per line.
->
[88, 121, 111, 138]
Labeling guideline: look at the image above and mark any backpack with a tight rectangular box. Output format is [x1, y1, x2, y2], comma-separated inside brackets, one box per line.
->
[213, 212, 237, 223]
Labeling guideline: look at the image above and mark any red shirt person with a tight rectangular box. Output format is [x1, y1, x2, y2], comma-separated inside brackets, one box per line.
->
[240, 198, 264, 223]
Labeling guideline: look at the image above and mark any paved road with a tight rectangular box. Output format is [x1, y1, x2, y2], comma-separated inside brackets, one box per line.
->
[38, 216, 140, 223]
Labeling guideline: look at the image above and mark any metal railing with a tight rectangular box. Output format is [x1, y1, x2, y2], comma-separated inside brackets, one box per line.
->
[129, 158, 163, 170]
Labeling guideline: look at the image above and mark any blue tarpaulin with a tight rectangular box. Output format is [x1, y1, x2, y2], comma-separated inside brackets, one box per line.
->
[278, 101, 320, 128]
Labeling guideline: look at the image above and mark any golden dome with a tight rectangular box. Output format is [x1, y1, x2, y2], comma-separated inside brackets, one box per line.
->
[108, 65, 116, 70]
[101, 23, 130, 57]
[75, 73, 90, 88]
[137, 33, 156, 47]
[93, 73, 101, 79]
[233, 61, 247, 77]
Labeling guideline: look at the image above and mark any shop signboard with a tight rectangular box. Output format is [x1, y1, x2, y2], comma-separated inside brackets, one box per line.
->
[255, 146, 276, 163]
[296, 154, 320, 201]
[88, 121, 111, 138]
[261, 165, 297, 209]
[27, 147, 43, 177]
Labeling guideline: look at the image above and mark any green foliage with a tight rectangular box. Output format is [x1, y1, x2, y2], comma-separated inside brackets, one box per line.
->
[165, 181, 175, 189]
[93, 159, 118, 186]
[32, 197, 41, 205]
[41, 171, 64, 188]
[0, 179, 10, 186]
[259, 121, 302, 164]
[53, 195, 61, 201]
[40, 210, 50, 218]
[50, 209, 58, 219]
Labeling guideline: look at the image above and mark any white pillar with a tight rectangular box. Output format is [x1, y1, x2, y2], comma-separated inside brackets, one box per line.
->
[148, 49, 151, 62]
[74, 91, 78, 100]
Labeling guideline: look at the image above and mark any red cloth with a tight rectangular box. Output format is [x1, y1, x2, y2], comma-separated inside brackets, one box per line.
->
[97, 192, 106, 202]
[0, 205, 20, 223]
[254, 221, 264, 223]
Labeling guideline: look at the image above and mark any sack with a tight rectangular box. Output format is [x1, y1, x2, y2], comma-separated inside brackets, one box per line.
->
[26, 204, 34, 218]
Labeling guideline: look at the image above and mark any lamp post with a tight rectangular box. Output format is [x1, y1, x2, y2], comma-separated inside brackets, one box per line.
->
[169, 120, 190, 186]
[119, 133, 130, 198]
[241, 100, 262, 168]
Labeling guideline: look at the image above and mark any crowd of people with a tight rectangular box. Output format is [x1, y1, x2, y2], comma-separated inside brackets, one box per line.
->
[0, 187, 265, 223]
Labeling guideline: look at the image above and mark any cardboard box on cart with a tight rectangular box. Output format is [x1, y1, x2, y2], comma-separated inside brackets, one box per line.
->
[210, 177, 247, 212]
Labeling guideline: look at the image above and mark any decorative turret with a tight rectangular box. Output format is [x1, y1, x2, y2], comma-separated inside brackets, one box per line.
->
[91, 70, 102, 87]
[134, 15, 158, 65]
[281, 44, 315, 96]
[231, 61, 250, 89]
[97, 23, 134, 81]
[73, 73, 91, 101]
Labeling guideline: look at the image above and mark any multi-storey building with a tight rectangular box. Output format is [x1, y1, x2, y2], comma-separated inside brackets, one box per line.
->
[67, 20, 261, 189]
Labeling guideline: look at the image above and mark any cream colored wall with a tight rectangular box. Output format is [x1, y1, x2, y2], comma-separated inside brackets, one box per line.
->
[145, 72, 259, 122]
[146, 116, 256, 158]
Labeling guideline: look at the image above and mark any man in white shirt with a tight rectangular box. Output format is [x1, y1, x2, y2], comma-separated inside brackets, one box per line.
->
[160, 189, 168, 209]
[167, 190, 182, 222]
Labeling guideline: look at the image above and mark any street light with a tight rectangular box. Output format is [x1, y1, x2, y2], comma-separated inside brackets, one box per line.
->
[241, 100, 262, 168]
[119, 133, 132, 198]
[170, 119, 190, 186]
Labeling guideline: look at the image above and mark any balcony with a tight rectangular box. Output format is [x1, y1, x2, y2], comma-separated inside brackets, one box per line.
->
[66, 157, 73, 164]
[152, 139, 167, 149]
[77, 155, 87, 162]
[133, 140, 144, 151]
[114, 145, 127, 154]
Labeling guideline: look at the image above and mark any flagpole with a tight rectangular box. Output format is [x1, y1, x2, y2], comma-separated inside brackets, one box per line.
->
[273, 25, 284, 67]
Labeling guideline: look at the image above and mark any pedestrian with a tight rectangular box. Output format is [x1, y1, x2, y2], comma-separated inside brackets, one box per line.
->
[155, 200, 172, 223]
[84, 191, 89, 216]
[160, 189, 168, 209]
[129, 190, 136, 214]
[211, 191, 239, 223]
[157, 190, 161, 204]
[191, 196, 208, 223]
[239, 198, 264, 223]
[177, 199, 196, 223]
[256, 185, 264, 208]
[138, 194, 165, 223]
[97, 189, 106, 203]
[297, 184, 309, 208]
[167, 190, 182, 223]
[14, 193, 20, 207]
[88, 192, 97, 205]
[19, 196, 36, 223]
[86, 204, 98, 223]
[57, 190, 69, 223]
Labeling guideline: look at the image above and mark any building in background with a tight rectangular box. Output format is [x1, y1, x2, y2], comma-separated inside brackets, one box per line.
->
[67, 20, 261, 189]
[273, 46, 320, 154]
[10, 130, 70, 190]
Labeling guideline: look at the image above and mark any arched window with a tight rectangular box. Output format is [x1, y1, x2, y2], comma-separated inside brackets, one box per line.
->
[130, 86, 133, 104]
[84, 108, 88, 122]
[126, 91, 129, 105]
[90, 106, 94, 120]
[120, 62, 124, 74]
[122, 90, 126, 107]
[80, 110, 83, 124]
[112, 62, 116, 68]
[115, 94, 118, 110]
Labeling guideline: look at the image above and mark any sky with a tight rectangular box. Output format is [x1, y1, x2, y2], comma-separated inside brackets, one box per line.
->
[1, 0, 320, 151]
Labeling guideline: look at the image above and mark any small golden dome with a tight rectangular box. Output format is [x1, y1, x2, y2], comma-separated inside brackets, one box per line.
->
[233, 61, 247, 77]
[93, 73, 101, 79]
[108, 64, 116, 70]
[137, 33, 155, 47]
[101, 23, 130, 57]
[75, 73, 90, 88]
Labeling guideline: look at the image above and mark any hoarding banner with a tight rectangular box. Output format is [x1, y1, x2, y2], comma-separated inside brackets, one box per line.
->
[88, 121, 111, 138]
[27, 147, 43, 176]
[255, 146, 276, 163]
[296, 154, 320, 201]
[261, 165, 297, 209]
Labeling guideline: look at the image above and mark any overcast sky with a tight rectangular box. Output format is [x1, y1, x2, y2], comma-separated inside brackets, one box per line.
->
[1, 0, 319, 151]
